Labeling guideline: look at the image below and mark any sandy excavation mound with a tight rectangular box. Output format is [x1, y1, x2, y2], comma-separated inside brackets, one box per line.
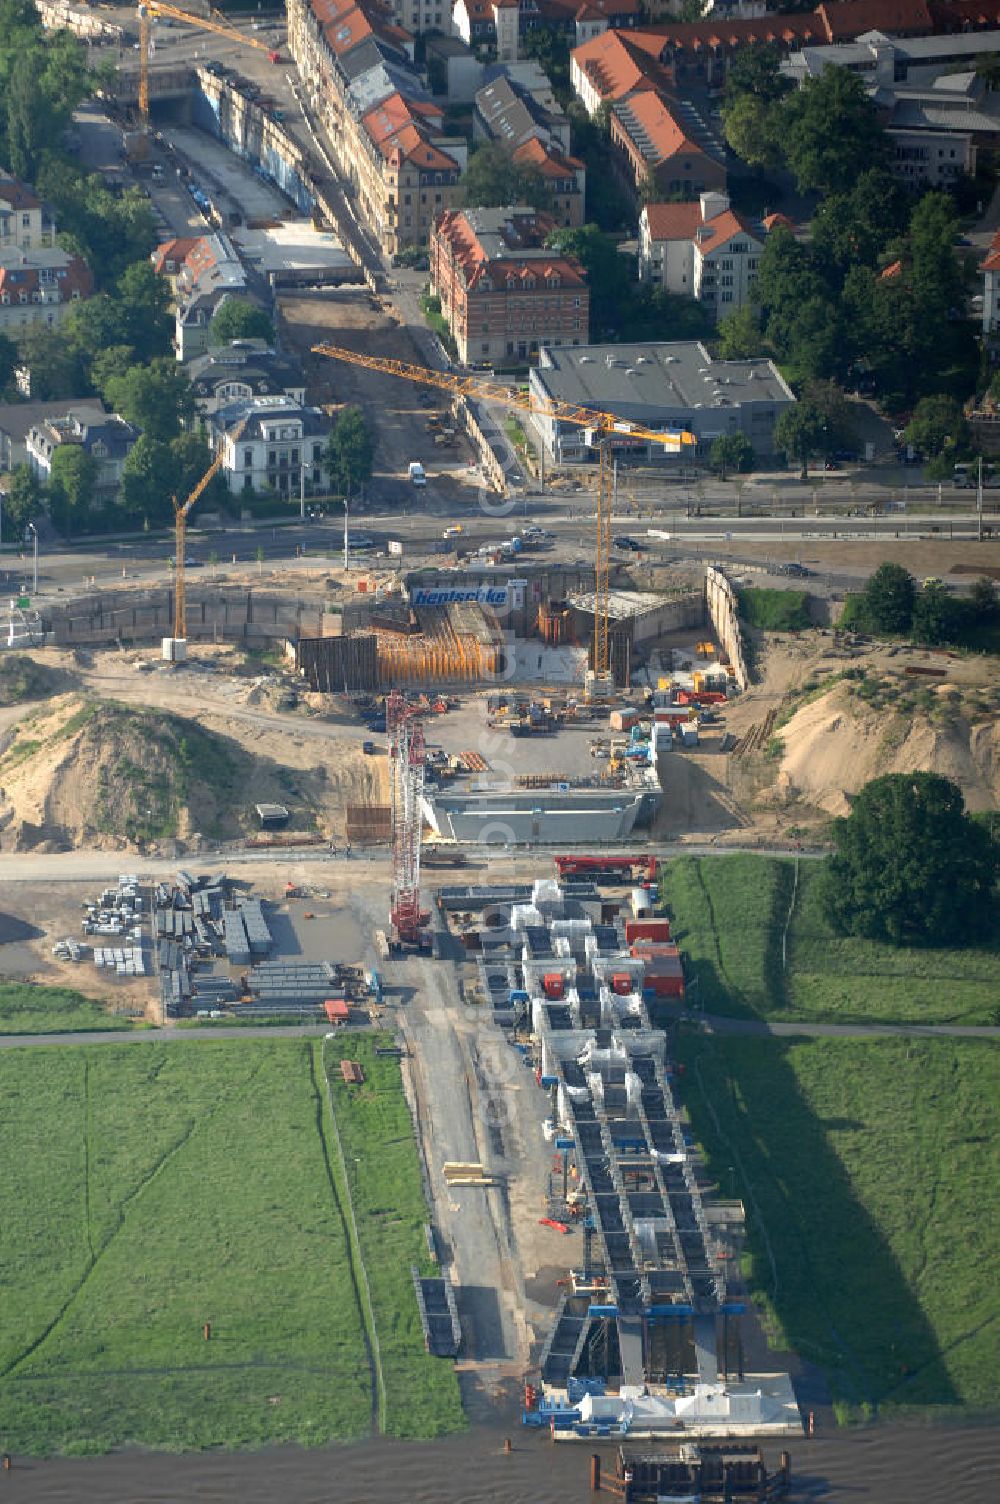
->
[0, 653, 68, 707]
[0, 695, 384, 852]
[774, 679, 1000, 818]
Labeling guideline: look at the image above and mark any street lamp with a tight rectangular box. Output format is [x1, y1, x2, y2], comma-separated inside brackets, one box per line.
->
[26, 522, 38, 595]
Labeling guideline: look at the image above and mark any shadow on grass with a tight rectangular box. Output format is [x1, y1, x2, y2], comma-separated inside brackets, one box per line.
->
[676, 1018, 961, 1416]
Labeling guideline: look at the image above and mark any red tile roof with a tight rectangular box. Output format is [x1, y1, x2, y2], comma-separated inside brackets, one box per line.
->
[512, 137, 584, 179]
[0, 175, 42, 213]
[817, 0, 932, 39]
[572, 29, 673, 101]
[642, 201, 703, 241]
[614, 90, 701, 165]
[434, 208, 588, 291]
[693, 208, 759, 256]
[0, 254, 92, 304]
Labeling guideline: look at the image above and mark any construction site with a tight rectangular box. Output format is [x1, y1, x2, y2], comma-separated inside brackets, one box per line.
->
[434, 858, 800, 1444]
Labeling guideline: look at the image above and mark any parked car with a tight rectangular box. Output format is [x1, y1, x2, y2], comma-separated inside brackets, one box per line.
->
[613, 534, 642, 551]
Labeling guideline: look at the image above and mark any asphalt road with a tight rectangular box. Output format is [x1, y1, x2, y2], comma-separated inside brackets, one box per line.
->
[5, 1014, 997, 1048]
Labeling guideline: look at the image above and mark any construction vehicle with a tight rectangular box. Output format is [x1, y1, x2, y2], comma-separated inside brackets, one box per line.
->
[137, 3, 283, 152]
[164, 420, 245, 662]
[311, 343, 695, 693]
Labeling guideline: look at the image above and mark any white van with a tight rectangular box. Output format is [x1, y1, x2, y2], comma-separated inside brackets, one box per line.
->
[408, 461, 426, 487]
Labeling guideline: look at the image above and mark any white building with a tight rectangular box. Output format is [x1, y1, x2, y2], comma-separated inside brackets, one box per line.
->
[984, 231, 1000, 339]
[26, 412, 139, 494]
[0, 175, 56, 252]
[211, 396, 332, 498]
[639, 193, 764, 317]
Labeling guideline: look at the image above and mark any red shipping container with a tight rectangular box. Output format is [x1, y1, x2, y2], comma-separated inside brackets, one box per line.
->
[324, 999, 349, 1024]
[647, 974, 685, 998]
[543, 972, 565, 1000]
[625, 918, 672, 944]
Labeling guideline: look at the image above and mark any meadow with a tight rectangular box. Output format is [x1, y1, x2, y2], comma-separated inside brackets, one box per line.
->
[0, 1037, 463, 1454]
[661, 855, 999, 1024]
[677, 1032, 1000, 1418]
[0, 981, 134, 1035]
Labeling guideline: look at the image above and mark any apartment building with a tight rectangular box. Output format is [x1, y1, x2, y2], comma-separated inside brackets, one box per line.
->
[0, 248, 93, 334]
[210, 396, 332, 497]
[287, 0, 466, 257]
[0, 176, 56, 252]
[639, 193, 765, 316]
[610, 90, 726, 200]
[27, 411, 139, 494]
[430, 206, 589, 364]
[188, 343, 307, 415]
[983, 230, 1000, 340]
[474, 73, 585, 225]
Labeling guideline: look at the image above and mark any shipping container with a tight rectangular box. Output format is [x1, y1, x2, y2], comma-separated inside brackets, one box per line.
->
[625, 917, 672, 944]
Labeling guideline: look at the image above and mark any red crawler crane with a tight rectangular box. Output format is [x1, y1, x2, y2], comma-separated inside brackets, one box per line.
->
[387, 690, 430, 950]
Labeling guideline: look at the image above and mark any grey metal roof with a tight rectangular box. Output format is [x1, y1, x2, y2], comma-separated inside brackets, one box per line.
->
[530, 342, 795, 420]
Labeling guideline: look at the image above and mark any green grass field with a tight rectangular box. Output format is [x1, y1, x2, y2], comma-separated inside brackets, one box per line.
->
[0, 1038, 463, 1455]
[661, 855, 999, 1024]
[324, 1034, 465, 1439]
[0, 982, 134, 1035]
[677, 1032, 1000, 1418]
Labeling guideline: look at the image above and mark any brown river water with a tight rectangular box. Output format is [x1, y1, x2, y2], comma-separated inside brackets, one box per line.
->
[4, 1421, 1000, 1503]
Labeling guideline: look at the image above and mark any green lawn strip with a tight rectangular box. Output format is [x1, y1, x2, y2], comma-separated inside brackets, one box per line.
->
[0, 1042, 372, 1453]
[660, 854, 793, 1018]
[0, 982, 133, 1034]
[677, 1032, 1000, 1417]
[660, 856, 999, 1025]
[326, 1033, 465, 1439]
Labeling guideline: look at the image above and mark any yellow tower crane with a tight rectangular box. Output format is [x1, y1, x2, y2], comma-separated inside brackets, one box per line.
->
[311, 343, 696, 687]
[169, 419, 245, 658]
[138, 3, 282, 136]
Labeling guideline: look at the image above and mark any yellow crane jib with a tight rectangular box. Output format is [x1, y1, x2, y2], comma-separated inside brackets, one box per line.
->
[310, 342, 695, 681]
[172, 419, 245, 646]
[137, 3, 282, 132]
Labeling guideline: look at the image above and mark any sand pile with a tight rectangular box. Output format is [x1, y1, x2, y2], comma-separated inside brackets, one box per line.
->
[0, 695, 385, 851]
[776, 681, 1000, 817]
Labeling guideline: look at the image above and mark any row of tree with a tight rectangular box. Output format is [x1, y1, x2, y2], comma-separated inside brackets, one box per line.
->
[843, 562, 999, 649]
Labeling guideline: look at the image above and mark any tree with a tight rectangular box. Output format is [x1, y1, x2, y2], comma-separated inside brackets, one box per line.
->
[911, 580, 963, 646]
[104, 360, 195, 443]
[521, 27, 571, 99]
[773, 401, 827, 478]
[210, 297, 275, 347]
[120, 436, 178, 523]
[709, 432, 755, 479]
[810, 168, 910, 280]
[855, 562, 916, 634]
[0, 329, 16, 395]
[458, 143, 551, 212]
[781, 68, 889, 195]
[905, 395, 968, 458]
[817, 772, 998, 946]
[802, 379, 856, 454]
[116, 262, 174, 362]
[722, 95, 782, 171]
[2, 464, 43, 533]
[546, 223, 629, 333]
[48, 445, 97, 531]
[908, 192, 963, 329]
[716, 306, 765, 360]
[14, 327, 85, 399]
[723, 44, 791, 106]
[326, 406, 374, 497]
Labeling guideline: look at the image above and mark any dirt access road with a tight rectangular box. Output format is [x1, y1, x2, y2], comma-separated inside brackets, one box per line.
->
[278, 289, 484, 513]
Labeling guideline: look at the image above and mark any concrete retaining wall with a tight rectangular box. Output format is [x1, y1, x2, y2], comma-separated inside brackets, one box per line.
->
[423, 787, 659, 844]
[704, 565, 749, 690]
[43, 585, 329, 647]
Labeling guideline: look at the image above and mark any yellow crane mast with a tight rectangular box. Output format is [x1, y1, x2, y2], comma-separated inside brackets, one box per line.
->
[172, 419, 245, 650]
[138, 3, 282, 132]
[311, 343, 695, 685]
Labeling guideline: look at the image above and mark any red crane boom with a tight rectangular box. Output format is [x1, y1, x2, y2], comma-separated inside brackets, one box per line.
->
[387, 690, 429, 948]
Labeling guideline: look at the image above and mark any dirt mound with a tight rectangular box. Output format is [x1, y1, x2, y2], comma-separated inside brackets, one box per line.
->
[775, 680, 1000, 817]
[0, 694, 382, 852]
[0, 654, 68, 707]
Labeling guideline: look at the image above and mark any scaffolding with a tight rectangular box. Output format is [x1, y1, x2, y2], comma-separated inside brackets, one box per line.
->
[375, 603, 506, 686]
